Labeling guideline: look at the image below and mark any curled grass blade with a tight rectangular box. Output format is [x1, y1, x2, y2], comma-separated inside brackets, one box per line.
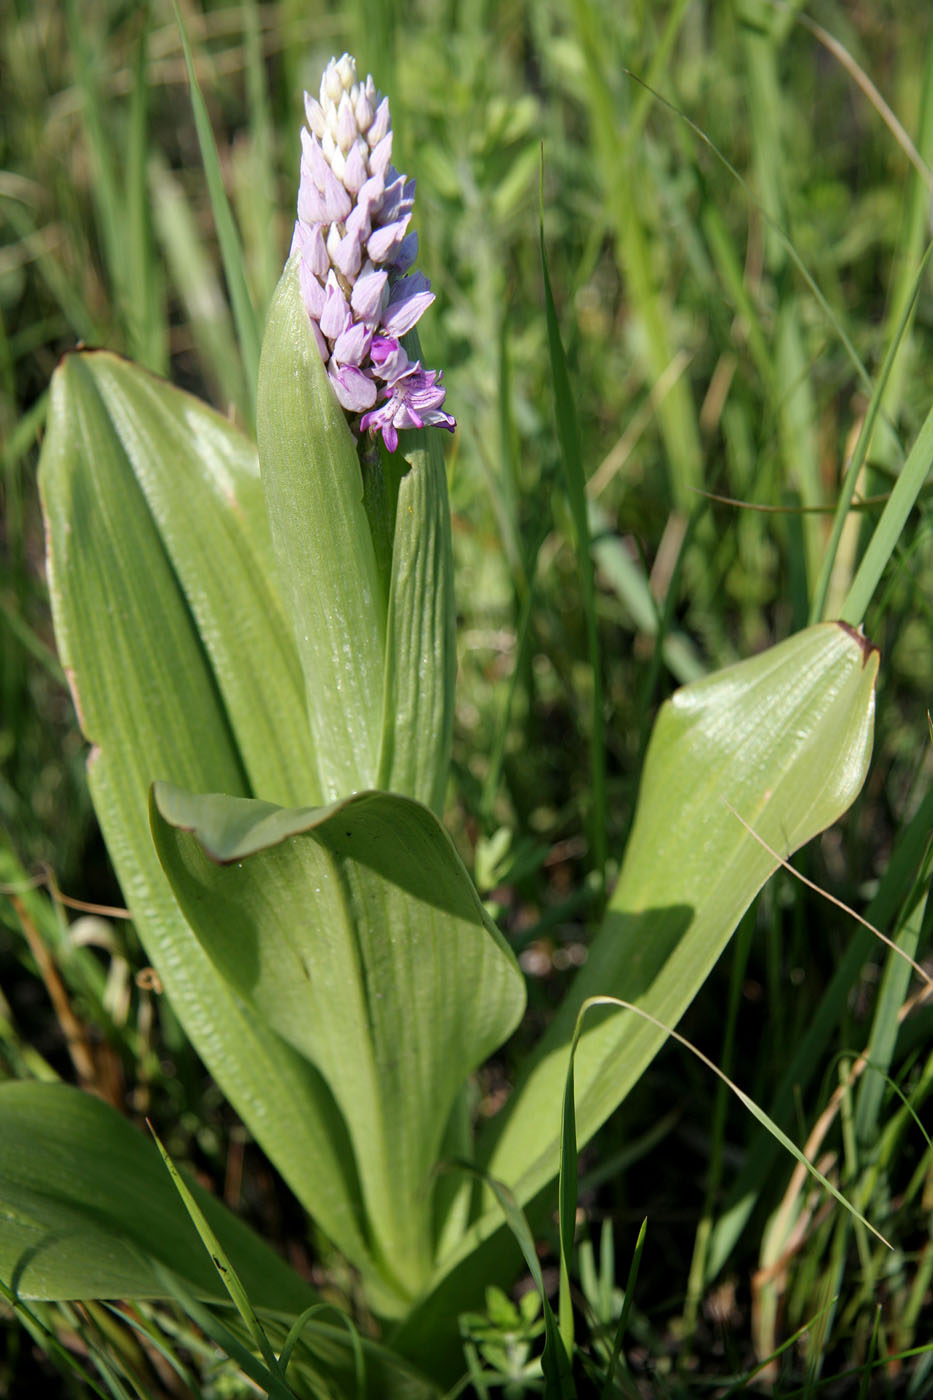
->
[571, 996, 891, 1250]
[278, 1305, 365, 1396]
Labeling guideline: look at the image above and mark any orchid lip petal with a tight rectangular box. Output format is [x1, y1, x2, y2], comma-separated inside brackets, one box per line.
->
[382, 274, 434, 336]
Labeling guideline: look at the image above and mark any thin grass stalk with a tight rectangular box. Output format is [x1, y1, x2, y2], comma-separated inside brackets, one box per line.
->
[680, 906, 754, 1352]
[540, 196, 608, 883]
[173, 0, 261, 422]
[568, 0, 703, 506]
[841, 403, 933, 627]
[810, 246, 932, 625]
[705, 785, 933, 1282]
[854, 855, 932, 1144]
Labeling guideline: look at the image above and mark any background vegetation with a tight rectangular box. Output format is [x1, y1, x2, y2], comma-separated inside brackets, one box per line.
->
[1, 0, 931, 1392]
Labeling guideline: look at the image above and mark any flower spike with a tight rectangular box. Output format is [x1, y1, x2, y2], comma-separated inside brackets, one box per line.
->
[293, 54, 455, 451]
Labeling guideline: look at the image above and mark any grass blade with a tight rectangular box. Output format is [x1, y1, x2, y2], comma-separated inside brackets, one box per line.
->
[599, 1219, 646, 1400]
[842, 402, 933, 626]
[540, 158, 607, 881]
[148, 1124, 285, 1382]
[447, 1160, 574, 1399]
[124, 5, 166, 374]
[810, 244, 933, 624]
[172, 0, 261, 423]
[575, 996, 891, 1249]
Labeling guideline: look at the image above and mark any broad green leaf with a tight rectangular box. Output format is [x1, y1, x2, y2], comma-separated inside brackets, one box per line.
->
[150, 783, 527, 1303]
[69, 351, 318, 808]
[38, 354, 378, 1286]
[0, 1083, 442, 1399]
[484, 621, 878, 1197]
[377, 425, 456, 815]
[258, 257, 386, 801]
[0, 1081, 313, 1310]
[393, 621, 877, 1375]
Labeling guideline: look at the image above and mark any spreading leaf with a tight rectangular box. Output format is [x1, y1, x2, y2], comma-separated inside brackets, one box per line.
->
[0, 1085, 441, 1397]
[485, 621, 878, 1197]
[150, 783, 527, 1302]
[394, 621, 877, 1375]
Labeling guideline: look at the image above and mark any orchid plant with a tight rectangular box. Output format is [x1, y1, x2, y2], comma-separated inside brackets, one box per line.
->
[0, 48, 902, 1398]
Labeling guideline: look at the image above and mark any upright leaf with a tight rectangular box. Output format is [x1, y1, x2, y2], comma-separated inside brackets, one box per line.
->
[258, 259, 386, 800]
[378, 426, 456, 815]
[39, 354, 377, 1284]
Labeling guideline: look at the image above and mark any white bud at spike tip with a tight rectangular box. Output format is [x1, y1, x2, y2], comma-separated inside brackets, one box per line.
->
[291, 53, 455, 454]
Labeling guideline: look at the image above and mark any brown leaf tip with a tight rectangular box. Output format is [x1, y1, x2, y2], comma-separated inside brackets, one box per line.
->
[835, 620, 880, 668]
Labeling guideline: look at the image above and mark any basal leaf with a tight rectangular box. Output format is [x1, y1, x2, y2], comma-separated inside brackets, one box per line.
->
[0, 1081, 312, 1310]
[38, 353, 376, 1284]
[0, 1087, 441, 1397]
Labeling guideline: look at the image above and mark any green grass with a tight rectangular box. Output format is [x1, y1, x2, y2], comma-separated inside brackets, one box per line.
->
[1, 0, 932, 1393]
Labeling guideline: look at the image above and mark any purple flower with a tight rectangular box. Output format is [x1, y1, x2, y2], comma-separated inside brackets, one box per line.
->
[292, 54, 455, 452]
[361, 340, 455, 454]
